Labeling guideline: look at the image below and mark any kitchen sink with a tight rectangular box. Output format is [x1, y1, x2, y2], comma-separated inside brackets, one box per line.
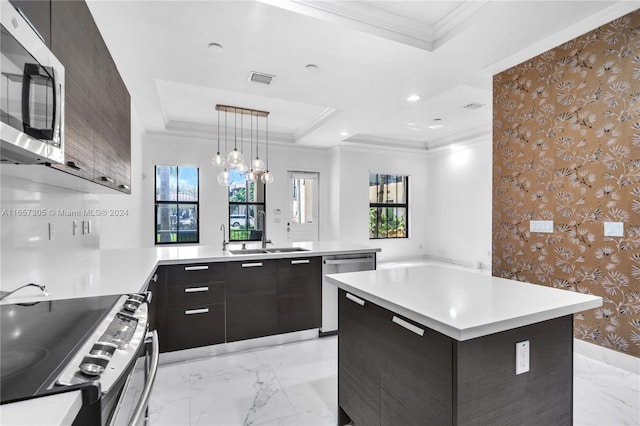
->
[229, 249, 268, 255]
[265, 247, 310, 253]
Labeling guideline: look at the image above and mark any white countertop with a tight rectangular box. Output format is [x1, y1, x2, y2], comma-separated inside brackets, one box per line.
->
[0, 241, 380, 304]
[0, 390, 82, 426]
[326, 264, 602, 341]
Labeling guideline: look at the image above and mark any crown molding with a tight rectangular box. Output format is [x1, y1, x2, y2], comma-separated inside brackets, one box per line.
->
[482, 0, 639, 75]
[163, 120, 296, 145]
[293, 107, 338, 141]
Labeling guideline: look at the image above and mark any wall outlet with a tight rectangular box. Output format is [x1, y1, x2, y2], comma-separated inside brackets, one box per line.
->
[529, 220, 553, 233]
[604, 222, 624, 237]
[48, 222, 55, 241]
[87, 220, 92, 234]
[516, 340, 530, 375]
[82, 220, 89, 235]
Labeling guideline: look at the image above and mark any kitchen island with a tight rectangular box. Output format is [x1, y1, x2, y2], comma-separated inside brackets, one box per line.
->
[327, 265, 602, 426]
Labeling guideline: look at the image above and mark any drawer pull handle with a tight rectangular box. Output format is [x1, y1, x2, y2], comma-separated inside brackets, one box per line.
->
[345, 293, 365, 306]
[185, 308, 209, 315]
[101, 176, 114, 184]
[184, 286, 209, 293]
[184, 266, 209, 271]
[392, 316, 425, 336]
[290, 259, 310, 265]
[151, 274, 158, 282]
[242, 263, 263, 268]
[119, 184, 130, 190]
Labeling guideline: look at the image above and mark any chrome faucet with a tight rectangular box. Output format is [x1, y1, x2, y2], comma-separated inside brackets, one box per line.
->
[0, 283, 49, 301]
[258, 210, 272, 249]
[221, 224, 229, 250]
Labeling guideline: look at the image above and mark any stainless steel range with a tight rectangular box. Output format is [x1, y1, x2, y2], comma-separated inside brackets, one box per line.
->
[0, 293, 158, 426]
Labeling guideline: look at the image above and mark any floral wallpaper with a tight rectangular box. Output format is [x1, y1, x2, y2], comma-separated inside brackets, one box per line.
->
[493, 10, 640, 357]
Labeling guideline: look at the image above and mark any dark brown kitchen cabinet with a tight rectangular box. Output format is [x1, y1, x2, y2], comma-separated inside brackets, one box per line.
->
[337, 289, 387, 426]
[380, 315, 453, 425]
[276, 257, 321, 334]
[156, 263, 227, 352]
[338, 289, 574, 426]
[165, 303, 225, 350]
[226, 260, 278, 342]
[49, 0, 131, 193]
[8, 0, 51, 46]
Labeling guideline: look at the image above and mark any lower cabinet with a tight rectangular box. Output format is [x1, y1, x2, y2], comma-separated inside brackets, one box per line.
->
[166, 303, 225, 350]
[156, 257, 323, 352]
[226, 259, 278, 342]
[338, 289, 574, 426]
[276, 257, 321, 334]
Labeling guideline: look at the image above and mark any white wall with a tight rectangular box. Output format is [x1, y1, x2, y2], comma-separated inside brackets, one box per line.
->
[140, 134, 334, 248]
[330, 146, 429, 262]
[424, 139, 493, 267]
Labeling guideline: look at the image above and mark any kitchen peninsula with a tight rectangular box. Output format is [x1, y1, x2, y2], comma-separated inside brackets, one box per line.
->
[327, 265, 602, 425]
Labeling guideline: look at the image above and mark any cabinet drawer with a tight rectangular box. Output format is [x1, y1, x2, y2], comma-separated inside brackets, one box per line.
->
[226, 259, 276, 282]
[166, 282, 225, 308]
[165, 263, 225, 285]
[165, 302, 225, 351]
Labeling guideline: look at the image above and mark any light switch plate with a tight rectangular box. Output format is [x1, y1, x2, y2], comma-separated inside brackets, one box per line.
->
[604, 222, 624, 237]
[516, 340, 530, 375]
[530, 220, 553, 233]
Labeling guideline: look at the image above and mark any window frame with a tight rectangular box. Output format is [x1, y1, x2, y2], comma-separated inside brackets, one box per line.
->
[154, 165, 200, 245]
[228, 170, 266, 242]
[369, 173, 409, 240]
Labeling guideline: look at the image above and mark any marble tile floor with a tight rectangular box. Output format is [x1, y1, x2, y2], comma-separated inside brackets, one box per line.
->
[149, 336, 640, 426]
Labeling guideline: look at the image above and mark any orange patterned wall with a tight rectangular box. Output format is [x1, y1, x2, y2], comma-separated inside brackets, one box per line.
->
[493, 10, 640, 357]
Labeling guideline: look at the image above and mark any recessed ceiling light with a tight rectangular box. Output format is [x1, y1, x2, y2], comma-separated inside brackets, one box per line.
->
[428, 124, 444, 130]
[463, 103, 483, 110]
[340, 131, 349, 137]
[305, 64, 319, 71]
[208, 42, 224, 53]
[406, 94, 421, 102]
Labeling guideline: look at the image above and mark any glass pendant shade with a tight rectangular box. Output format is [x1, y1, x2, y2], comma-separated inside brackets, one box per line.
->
[260, 170, 274, 184]
[212, 152, 225, 167]
[247, 170, 257, 182]
[252, 157, 266, 173]
[227, 148, 244, 169]
[217, 169, 229, 186]
[237, 162, 248, 174]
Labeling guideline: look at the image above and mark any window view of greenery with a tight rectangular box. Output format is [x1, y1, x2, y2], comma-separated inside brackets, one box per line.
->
[155, 166, 199, 244]
[369, 174, 408, 239]
[229, 170, 265, 241]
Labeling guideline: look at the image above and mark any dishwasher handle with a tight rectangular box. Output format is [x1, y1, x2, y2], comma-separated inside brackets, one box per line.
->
[323, 257, 374, 266]
[128, 330, 159, 426]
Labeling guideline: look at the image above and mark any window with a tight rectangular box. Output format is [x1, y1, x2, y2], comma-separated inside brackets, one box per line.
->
[369, 173, 408, 239]
[155, 166, 199, 244]
[228, 170, 265, 241]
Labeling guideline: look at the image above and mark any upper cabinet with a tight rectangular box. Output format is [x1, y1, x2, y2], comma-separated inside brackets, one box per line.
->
[8, 0, 51, 46]
[11, 0, 131, 193]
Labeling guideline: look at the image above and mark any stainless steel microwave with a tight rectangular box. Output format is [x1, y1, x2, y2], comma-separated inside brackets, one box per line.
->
[0, 0, 64, 164]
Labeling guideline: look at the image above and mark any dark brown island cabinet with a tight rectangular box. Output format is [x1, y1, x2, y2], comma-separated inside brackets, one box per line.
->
[154, 256, 322, 353]
[9, 0, 132, 193]
[337, 289, 576, 426]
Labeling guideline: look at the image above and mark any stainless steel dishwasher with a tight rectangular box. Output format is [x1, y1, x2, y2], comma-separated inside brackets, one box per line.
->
[321, 253, 376, 334]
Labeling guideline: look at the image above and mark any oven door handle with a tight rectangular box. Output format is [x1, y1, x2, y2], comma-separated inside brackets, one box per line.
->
[128, 330, 159, 426]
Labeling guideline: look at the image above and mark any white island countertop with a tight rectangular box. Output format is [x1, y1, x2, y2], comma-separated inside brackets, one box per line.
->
[327, 265, 602, 341]
[0, 241, 380, 304]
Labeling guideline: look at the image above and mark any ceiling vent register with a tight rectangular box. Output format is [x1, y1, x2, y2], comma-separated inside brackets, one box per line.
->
[248, 71, 276, 85]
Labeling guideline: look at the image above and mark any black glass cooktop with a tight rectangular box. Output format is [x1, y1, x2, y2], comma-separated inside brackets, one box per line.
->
[0, 295, 120, 402]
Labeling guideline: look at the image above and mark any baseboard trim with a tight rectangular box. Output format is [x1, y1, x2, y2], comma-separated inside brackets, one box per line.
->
[574, 338, 639, 374]
[158, 329, 319, 366]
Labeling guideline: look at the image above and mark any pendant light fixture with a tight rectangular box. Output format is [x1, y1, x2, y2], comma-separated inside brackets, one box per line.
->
[212, 109, 225, 167]
[252, 111, 266, 173]
[247, 112, 257, 183]
[216, 109, 230, 186]
[215, 104, 273, 185]
[226, 110, 244, 169]
[260, 114, 274, 184]
[237, 111, 248, 173]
